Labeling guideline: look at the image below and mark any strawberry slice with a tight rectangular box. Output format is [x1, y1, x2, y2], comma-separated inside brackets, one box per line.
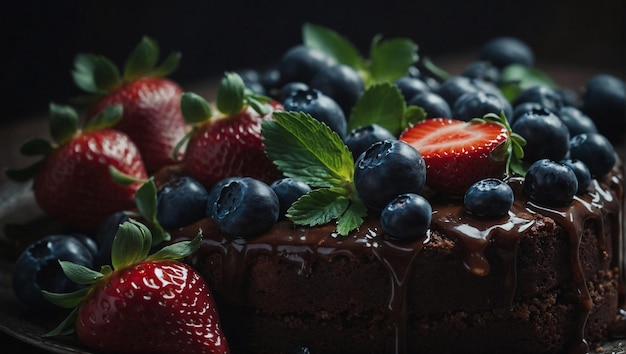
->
[399, 117, 512, 196]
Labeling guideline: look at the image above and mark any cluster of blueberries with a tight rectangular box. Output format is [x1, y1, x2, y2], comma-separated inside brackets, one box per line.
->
[13, 37, 624, 311]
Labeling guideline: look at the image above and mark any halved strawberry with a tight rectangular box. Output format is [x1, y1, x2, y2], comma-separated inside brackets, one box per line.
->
[73, 37, 187, 173]
[399, 114, 525, 196]
[178, 72, 282, 188]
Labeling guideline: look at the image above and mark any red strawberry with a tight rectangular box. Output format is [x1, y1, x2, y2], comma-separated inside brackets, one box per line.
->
[6, 104, 147, 232]
[179, 72, 282, 188]
[74, 37, 187, 173]
[43, 220, 229, 353]
[399, 114, 525, 196]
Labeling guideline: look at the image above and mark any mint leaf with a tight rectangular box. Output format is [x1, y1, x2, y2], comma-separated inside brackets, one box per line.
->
[303, 23, 361, 68]
[286, 188, 350, 227]
[217, 72, 245, 115]
[263, 111, 354, 188]
[337, 200, 368, 236]
[348, 83, 407, 135]
[124, 36, 159, 81]
[367, 36, 418, 84]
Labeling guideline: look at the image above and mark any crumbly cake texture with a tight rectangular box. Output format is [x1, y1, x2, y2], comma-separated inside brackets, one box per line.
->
[163, 161, 624, 354]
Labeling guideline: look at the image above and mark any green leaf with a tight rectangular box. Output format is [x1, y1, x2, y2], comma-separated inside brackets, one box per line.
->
[49, 103, 79, 144]
[59, 261, 103, 285]
[72, 54, 100, 93]
[111, 219, 153, 270]
[42, 288, 89, 309]
[368, 36, 418, 84]
[337, 199, 368, 236]
[403, 105, 427, 127]
[5, 161, 43, 182]
[124, 36, 159, 81]
[83, 104, 123, 132]
[348, 83, 406, 136]
[302, 23, 361, 68]
[420, 56, 451, 82]
[216, 72, 245, 115]
[263, 111, 354, 188]
[20, 138, 53, 156]
[148, 232, 202, 261]
[287, 188, 350, 227]
[498, 64, 557, 102]
[180, 92, 212, 124]
[152, 51, 182, 77]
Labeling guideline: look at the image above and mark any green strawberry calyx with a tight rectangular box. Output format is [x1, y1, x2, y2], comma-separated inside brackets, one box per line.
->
[42, 219, 202, 337]
[72, 36, 181, 102]
[5, 103, 123, 182]
[470, 112, 527, 176]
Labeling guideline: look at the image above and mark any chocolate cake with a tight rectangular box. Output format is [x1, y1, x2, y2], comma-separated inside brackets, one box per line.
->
[162, 160, 624, 354]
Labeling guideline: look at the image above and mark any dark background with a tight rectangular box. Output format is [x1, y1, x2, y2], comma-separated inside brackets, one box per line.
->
[1, 0, 624, 124]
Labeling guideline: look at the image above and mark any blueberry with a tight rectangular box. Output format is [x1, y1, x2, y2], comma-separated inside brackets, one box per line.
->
[283, 89, 347, 138]
[513, 85, 564, 113]
[568, 133, 616, 178]
[279, 82, 310, 102]
[408, 92, 452, 118]
[260, 68, 282, 98]
[381, 193, 432, 241]
[394, 76, 431, 103]
[344, 124, 396, 161]
[212, 177, 279, 238]
[462, 60, 500, 83]
[512, 108, 570, 163]
[557, 88, 579, 107]
[581, 74, 626, 143]
[157, 177, 209, 229]
[206, 177, 240, 218]
[452, 91, 512, 122]
[12, 234, 96, 310]
[480, 37, 534, 69]
[95, 211, 130, 266]
[310, 64, 365, 116]
[557, 106, 598, 137]
[354, 140, 426, 210]
[437, 76, 504, 107]
[464, 178, 514, 218]
[524, 159, 578, 206]
[511, 102, 544, 125]
[278, 45, 335, 84]
[270, 178, 312, 218]
[560, 159, 592, 194]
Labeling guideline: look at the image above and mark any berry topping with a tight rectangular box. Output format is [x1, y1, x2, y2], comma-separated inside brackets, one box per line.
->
[557, 106, 598, 137]
[524, 159, 578, 206]
[581, 74, 626, 143]
[282, 88, 348, 138]
[452, 91, 512, 122]
[212, 177, 280, 238]
[310, 64, 365, 116]
[560, 159, 592, 195]
[270, 177, 313, 219]
[12, 234, 96, 311]
[399, 115, 524, 196]
[568, 133, 616, 178]
[480, 37, 534, 69]
[394, 76, 431, 103]
[463, 178, 514, 218]
[156, 176, 209, 229]
[381, 193, 432, 241]
[278, 44, 335, 84]
[512, 108, 570, 163]
[354, 140, 426, 210]
[408, 92, 452, 119]
[344, 124, 396, 161]
[513, 85, 564, 113]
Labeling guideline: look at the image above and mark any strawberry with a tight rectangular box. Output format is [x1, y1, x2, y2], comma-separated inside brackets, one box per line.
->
[399, 114, 526, 196]
[178, 72, 282, 188]
[73, 37, 187, 173]
[43, 220, 229, 354]
[6, 104, 147, 232]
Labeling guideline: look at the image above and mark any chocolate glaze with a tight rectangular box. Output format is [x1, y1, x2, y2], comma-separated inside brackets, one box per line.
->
[170, 163, 624, 354]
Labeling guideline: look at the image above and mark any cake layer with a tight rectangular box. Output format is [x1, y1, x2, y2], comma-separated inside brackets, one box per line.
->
[170, 163, 623, 353]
